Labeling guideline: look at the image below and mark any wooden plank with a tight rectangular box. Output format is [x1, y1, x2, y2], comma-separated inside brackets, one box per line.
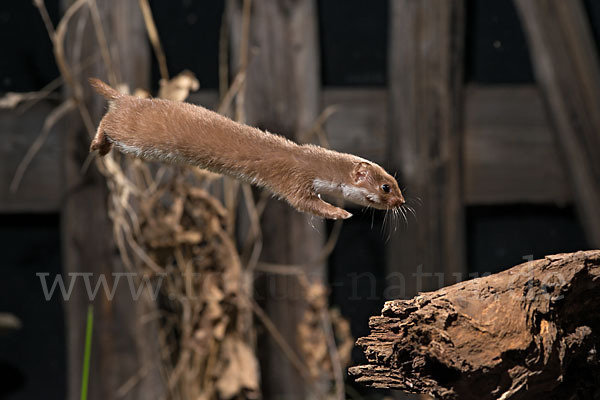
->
[321, 86, 571, 206]
[228, 0, 324, 398]
[60, 1, 164, 400]
[464, 85, 571, 204]
[0, 101, 62, 212]
[514, 0, 600, 246]
[1, 86, 571, 213]
[323, 86, 571, 205]
[386, 0, 467, 294]
[321, 88, 387, 165]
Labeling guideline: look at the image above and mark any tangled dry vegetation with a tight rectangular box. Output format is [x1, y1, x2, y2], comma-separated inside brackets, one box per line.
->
[2, 0, 354, 399]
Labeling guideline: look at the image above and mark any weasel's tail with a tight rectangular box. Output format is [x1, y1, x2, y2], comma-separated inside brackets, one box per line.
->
[88, 78, 122, 101]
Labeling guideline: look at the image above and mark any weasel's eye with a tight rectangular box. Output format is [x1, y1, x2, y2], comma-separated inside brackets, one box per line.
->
[381, 184, 391, 193]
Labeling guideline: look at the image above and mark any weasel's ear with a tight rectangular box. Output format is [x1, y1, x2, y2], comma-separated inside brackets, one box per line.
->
[352, 162, 370, 184]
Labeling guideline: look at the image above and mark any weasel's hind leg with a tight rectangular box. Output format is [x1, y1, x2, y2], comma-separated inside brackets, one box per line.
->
[89, 119, 113, 156]
[291, 195, 352, 220]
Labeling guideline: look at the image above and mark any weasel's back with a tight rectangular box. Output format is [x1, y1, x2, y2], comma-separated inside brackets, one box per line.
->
[88, 78, 297, 166]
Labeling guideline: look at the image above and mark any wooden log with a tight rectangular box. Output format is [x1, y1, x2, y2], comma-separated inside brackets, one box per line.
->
[386, 0, 467, 294]
[228, 0, 325, 398]
[349, 250, 600, 399]
[514, 0, 600, 247]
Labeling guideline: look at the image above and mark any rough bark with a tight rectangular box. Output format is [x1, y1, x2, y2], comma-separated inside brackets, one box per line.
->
[349, 250, 600, 400]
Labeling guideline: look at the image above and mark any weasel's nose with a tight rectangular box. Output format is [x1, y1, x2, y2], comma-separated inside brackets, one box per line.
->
[395, 195, 405, 208]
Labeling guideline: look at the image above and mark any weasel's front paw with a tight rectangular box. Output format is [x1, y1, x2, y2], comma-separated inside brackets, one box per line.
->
[315, 204, 353, 220]
[330, 208, 353, 220]
[291, 195, 353, 220]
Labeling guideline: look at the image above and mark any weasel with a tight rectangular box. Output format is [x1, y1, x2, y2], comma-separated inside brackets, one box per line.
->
[89, 78, 405, 220]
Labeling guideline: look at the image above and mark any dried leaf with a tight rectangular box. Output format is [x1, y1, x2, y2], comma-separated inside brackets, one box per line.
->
[158, 70, 200, 101]
[216, 336, 260, 399]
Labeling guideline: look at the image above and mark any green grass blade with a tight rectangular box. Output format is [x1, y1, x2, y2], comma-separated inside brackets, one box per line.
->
[80, 305, 94, 400]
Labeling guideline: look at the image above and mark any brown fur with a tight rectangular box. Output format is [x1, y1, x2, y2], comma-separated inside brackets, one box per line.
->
[89, 78, 404, 219]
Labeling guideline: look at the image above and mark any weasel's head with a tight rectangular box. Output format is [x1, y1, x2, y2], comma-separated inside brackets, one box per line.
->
[348, 161, 405, 210]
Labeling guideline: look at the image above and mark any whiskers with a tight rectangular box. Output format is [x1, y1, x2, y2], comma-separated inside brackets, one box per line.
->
[380, 196, 420, 242]
[402, 201, 418, 221]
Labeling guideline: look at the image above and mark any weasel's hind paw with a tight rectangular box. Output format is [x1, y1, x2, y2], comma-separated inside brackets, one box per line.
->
[90, 121, 113, 156]
[90, 136, 112, 156]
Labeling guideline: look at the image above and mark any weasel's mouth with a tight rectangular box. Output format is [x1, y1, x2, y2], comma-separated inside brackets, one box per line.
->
[370, 198, 403, 211]
[369, 201, 390, 211]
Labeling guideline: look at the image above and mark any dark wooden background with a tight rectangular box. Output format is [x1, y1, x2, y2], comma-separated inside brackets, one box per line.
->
[0, 0, 597, 399]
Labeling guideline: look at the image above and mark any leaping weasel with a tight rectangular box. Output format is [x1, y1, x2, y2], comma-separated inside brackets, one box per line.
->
[89, 78, 405, 220]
